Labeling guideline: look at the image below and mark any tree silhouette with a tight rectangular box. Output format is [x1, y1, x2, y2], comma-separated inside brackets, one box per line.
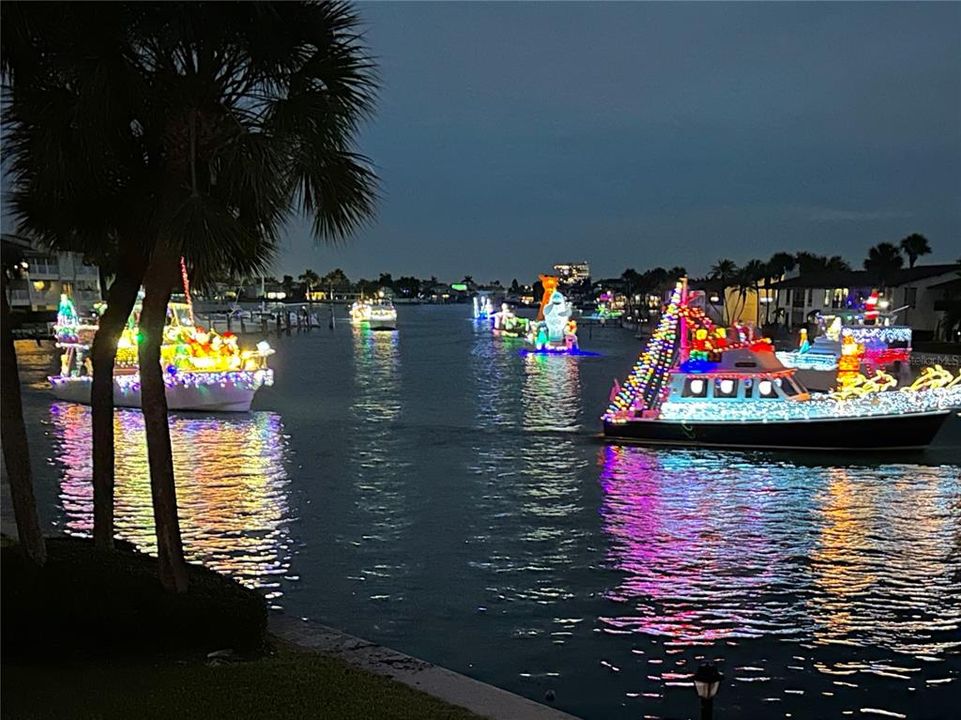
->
[795, 252, 851, 274]
[899, 233, 931, 269]
[709, 259, 738, 282]
[863, 242, 904, 286]
[3, 1, 378, 587]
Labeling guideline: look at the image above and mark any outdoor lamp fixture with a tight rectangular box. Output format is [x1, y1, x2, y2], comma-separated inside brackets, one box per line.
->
[693, 662, 722, 720]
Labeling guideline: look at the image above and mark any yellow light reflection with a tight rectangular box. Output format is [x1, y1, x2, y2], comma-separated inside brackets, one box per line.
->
[50, 403, 294, 605]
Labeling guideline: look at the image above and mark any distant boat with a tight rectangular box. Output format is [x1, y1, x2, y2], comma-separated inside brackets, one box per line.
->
[369, 298, 397, 330]
[524, 275, 580, 354]
[491, 303, 528, 338]
[351, 295, 397, 330]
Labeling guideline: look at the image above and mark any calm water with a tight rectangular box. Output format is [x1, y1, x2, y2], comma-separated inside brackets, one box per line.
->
[15, 305, 961, 719]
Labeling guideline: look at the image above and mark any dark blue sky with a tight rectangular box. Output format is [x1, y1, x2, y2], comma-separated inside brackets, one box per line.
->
[277, 1, 959, 283]
[6, 2, 958, 284]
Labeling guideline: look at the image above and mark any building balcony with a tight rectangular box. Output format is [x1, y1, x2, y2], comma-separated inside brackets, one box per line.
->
[8, 289, 31, 306]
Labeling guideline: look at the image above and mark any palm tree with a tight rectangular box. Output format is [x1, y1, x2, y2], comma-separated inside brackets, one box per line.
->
[899, 233, 931, 269]
[621, 268, 643, 317]
[4, 2, 378, 591]
[0, 245, 46, 565]
[321, 268, 351, 292]
[764, 252, 796, 325]
[299, 269, 321, 304]
[708, 259, 739, 323]
[825, 255, 851, 272]
[3, 2, 156, 550]
[709, 259, 738, 282]
[739, 259, 766, 325]
[863, 242, 904, 286]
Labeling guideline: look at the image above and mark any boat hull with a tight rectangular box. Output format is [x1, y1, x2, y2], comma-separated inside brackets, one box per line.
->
[603, 410, 952, 451]
[369, 317, 396, 330]
[50, 371, 271, 413]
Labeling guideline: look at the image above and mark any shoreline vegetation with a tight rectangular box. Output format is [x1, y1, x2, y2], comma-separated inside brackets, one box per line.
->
[0, 536, 480, 720]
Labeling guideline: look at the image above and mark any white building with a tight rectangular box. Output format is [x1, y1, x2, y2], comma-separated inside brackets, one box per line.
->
[553, 261, 590, 286]
[3, 234, 102, 314]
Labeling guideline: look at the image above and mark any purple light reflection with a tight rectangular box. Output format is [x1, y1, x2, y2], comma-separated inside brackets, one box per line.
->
[598, 445, 789, 646]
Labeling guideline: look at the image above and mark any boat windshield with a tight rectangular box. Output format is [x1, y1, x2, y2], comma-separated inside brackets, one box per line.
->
[167, 303, 194, 328]
[778, 377, 803, 397]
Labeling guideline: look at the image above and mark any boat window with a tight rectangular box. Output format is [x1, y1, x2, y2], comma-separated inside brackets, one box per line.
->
[714, 378, 737, 398]
[774, 378, 801, 397]
[682, 378, 708, 398]
[780, 377, 803, 397]
[758, 379, 778, 399]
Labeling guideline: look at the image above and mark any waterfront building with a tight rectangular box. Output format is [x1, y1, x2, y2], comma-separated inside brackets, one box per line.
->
[770, 263, 961, 340]
[2, 233, 101, 316]
[553, 261, 591, 287]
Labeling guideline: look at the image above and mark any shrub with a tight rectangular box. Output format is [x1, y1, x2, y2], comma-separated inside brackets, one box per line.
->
[2, 536, 266, 659]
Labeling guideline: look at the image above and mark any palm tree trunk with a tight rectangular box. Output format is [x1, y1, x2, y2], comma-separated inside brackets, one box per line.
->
[0, 284, 46, 565]
[90, 253, 147, 549]
[139, 253, 188, 593]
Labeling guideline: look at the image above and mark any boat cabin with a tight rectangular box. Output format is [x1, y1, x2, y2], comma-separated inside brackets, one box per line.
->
[666, 347, 810, 404]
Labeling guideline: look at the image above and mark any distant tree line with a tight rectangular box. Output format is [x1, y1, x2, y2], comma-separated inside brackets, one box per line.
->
[614, 233, 937, 326]
[228, 269, 527, 301]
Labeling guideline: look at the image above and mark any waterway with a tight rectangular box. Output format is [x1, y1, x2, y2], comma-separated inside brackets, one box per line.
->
[14, 305, 961, 719]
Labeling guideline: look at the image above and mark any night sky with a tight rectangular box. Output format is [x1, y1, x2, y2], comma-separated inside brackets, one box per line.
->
[3, 3, 958, 284]
[275, 1, 959, 283]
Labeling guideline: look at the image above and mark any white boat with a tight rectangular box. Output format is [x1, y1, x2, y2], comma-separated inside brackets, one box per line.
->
[369, 301, 397, 330]
[351, 294, 397, 330]
[349, 299, 372, 323]
[50, 294, 274, 413]
[50, 369, 273, 412]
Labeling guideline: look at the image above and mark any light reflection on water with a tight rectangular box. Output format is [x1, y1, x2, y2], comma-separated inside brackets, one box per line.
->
[47, 403, 294, 604]
[343, 325, 412, 604]
[19, 313, 961, 718]
[598, 444, 961, 714]
[470, 347, 591, 613]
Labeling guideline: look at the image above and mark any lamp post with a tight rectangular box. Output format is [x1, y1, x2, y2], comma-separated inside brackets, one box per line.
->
[693, 662, 722, 720]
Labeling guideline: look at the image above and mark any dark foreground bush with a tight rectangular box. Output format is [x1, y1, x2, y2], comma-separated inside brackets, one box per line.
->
[2, 536, 266, 659]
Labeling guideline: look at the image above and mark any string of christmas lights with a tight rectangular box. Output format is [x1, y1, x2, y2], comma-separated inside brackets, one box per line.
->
[605, 282, 683, 420]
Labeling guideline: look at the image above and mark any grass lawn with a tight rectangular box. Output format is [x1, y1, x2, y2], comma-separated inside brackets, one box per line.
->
[2, 639, 481, 720]
[2, 537, 480, 719]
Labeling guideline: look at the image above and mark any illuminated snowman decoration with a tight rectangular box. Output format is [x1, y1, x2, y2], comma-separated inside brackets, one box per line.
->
[543, 289, 573, 342]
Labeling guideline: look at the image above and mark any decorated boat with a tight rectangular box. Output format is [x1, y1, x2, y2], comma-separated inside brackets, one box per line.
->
[776, 291, 912, 391]
[473, 293, 495, 320]
[349, 298, 372, 324]
[525, 275, 580, 353]
[491, 303, 529, 338]
[350, 294, 396, 330]
[603, 280, 960, 450]
[369, 298, 397, 330]
[50, 293, 274, 412]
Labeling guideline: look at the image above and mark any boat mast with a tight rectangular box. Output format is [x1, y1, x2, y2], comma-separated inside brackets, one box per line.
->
[679, 276, 689, 363]
[180, 256, 195, 326]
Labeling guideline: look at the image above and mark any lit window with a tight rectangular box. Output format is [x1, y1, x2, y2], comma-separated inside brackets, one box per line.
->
[714, 378, 737, 398]
[683, 378, 708, 398]
[758, 380, 777, 398]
